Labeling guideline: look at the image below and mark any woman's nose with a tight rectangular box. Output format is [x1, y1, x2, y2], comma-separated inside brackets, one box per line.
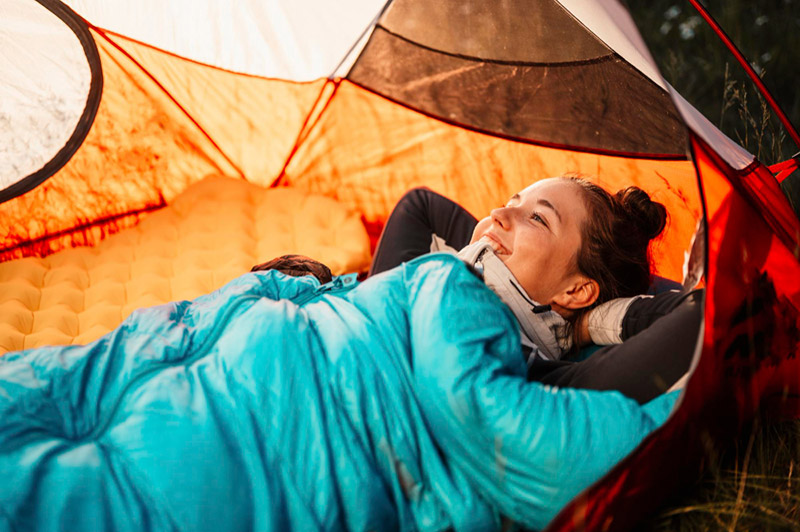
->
[490, 206, 512, 230]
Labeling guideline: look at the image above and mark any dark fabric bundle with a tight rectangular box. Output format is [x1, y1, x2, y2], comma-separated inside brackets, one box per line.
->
[251, 254, 333, 284]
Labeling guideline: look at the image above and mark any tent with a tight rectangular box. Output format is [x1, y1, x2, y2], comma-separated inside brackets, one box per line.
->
[2, 0, 799, 530]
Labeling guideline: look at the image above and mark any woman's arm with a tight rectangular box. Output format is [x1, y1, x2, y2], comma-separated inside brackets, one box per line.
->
[578, 289, 703, 346]
[534, 290, 703, 403]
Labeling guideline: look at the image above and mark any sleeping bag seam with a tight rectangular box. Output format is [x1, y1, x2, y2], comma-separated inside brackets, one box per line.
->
[95, 440, 182, 531]
[301, 316, 356, 528]
[0, 504, 14, 532]
[77, 294, 261, 443]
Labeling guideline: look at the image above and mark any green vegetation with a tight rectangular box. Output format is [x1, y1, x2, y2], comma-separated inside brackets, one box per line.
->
[627, 0, 800, 213]
[624, 2, 800, 529]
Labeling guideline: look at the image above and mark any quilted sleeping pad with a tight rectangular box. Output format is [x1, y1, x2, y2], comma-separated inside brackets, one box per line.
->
[0, 176, 371, 355]
[0, 254, 678, 532]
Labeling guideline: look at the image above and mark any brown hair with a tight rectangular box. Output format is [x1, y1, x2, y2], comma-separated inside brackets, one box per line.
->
[564, 176, 667, 344]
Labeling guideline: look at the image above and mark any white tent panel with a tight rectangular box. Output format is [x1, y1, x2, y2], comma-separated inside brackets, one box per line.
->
[670, 88, 754, 170]
[557, 0, 668, 90]
[63, 0, 386, 81]
[0, 0, 91, 190]
[561, 0, 754, 169]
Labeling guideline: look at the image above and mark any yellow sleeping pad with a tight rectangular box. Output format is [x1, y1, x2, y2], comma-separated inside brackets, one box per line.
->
[0, 176, 372, 355]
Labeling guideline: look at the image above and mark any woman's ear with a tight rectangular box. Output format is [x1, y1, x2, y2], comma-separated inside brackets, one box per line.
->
[552, 276, 600, 310]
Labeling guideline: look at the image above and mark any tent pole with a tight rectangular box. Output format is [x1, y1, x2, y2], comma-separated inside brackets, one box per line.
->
[687, 0, 800, 152]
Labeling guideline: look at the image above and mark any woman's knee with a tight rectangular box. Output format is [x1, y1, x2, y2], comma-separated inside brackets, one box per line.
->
[395, 187, 448, 214]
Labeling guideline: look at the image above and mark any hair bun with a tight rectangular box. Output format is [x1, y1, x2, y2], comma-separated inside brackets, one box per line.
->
[615, 187, 667, 240]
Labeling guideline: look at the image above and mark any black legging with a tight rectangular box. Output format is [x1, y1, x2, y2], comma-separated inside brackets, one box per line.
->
[370, 188, 700, 404]
[369, 188, 478, 277]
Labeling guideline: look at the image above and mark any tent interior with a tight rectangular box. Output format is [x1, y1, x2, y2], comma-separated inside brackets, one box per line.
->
[1, 0, 716, 352]
[2, 0, 800, 530]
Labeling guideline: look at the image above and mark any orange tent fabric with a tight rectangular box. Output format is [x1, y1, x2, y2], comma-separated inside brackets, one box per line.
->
[3, 1, 800, 531]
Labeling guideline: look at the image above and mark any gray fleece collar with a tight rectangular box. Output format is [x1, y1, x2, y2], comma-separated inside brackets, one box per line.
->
[457, 241, 570, 361]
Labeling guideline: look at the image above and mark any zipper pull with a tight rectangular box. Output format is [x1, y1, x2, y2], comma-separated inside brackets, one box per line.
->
[317, 273, 358, 293]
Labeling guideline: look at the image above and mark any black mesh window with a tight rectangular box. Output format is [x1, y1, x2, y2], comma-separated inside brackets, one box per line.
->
[348, 0, 688, 157]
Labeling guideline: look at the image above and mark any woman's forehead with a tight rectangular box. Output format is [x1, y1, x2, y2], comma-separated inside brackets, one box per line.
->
[518, 178, 578, 203]
[517, 178, 587, 225]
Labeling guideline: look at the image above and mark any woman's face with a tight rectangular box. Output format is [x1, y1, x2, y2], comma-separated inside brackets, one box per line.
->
[469, 178, 596, 311]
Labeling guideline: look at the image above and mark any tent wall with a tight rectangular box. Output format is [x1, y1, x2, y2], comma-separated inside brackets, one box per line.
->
[351, 0, 688, 156]
[0, 25, 330, 261]
[545, 133, 800, 531]
[558, 0, 755, 171]
[110, 30, 328, 183]
[281, 80, 702, 282]
[348, 28, 687, 155]
[1, 0, 101, 201]
[3, 0, 708, 271]
[693, 136, 800, 422]
[1, 28, 226, 259]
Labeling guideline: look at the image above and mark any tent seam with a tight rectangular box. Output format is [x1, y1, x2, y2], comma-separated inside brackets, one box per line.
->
[374, 24, 616, 67]
[91, 27, 247, 181]
[343, 79, 688, 161]
[93, 27, 326, 84]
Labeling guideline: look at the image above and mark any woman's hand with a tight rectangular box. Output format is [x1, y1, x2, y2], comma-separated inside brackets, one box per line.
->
[576, 312, 593, 346]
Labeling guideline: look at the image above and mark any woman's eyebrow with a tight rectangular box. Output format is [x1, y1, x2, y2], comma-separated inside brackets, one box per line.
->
[537, 199, 562, 224]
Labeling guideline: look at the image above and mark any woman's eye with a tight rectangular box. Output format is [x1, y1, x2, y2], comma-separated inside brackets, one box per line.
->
[531, 212, 547, 226]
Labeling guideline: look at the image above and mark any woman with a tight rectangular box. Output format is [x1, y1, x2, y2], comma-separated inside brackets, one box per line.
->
[0, 177, 690, 532]
[371, 176, 701, 404]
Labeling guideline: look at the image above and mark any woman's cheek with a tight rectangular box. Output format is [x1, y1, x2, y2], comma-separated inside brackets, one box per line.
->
[470, 217, 492, 244]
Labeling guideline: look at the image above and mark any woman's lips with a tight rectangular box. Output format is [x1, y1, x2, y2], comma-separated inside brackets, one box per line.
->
[481, 233, 510, 255]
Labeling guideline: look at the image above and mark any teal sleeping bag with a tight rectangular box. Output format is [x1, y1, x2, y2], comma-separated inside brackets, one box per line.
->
[0, 254, 676, 531]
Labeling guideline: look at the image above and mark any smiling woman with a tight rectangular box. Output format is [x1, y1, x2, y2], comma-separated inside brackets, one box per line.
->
[469, 178, 669, 315]
[470, 179, 594, 314]
[373, 176, 668, 319]
[369, 176, 698, 405]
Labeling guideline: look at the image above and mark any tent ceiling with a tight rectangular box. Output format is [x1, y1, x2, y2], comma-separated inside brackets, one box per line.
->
[557, 0, 668, 90]
[53, 0, 758, 169]
[350, 0, 688, 156]
[349, 27, 687, 155]
[381, 0, 611, 63]
[0, 0, 760, 261]
[62, 0, 385, 80]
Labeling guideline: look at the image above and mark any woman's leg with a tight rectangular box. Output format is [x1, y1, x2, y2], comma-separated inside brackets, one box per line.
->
[369, 188, 478, 276]
[529, 290, 703, 404]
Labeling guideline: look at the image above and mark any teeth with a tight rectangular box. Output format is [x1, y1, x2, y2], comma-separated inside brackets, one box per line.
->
[481, 236, 506, 254]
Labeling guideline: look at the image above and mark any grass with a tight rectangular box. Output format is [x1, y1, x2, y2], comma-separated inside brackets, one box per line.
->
[642, 419, 800, 531]
[718, 64, 800, 218]
[622, 4, 800, 529]
[641, 61, 800, 532]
